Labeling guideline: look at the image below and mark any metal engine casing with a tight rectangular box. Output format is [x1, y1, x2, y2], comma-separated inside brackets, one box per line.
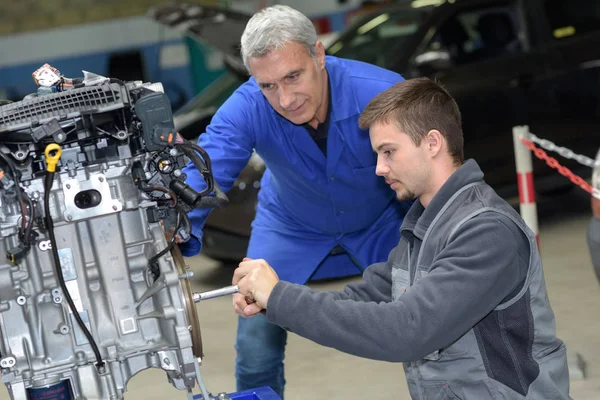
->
[0, 80, 205, 399]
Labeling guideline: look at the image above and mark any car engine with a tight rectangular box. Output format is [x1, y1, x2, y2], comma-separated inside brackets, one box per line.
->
[0, 65, 228, 400]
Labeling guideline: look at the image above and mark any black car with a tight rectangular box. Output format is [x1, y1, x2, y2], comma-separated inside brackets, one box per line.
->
[328, 0, 600, 198]
[152, 0, 600, 260]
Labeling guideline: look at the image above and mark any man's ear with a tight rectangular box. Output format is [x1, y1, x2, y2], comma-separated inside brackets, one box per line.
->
[315, 41, 326, 70]
[427, 129, 443, 155]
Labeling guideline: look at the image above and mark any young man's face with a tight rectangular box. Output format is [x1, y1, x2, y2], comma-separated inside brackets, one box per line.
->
[248, 41, 327, 125]
[370, 121, 431, 202]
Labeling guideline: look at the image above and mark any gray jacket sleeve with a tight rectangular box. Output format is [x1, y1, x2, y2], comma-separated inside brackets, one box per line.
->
[266, 213, 526, 362]
[327, 259, 394, 303]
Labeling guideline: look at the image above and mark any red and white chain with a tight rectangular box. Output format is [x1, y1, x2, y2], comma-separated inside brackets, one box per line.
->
[519, 137, 600, 200]
[521, 132, 600, 168]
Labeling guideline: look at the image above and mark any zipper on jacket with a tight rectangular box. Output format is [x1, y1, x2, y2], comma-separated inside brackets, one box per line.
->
[408, 243, 415, 285]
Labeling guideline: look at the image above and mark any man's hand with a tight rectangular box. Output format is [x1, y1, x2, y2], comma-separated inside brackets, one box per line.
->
[232, 258, 279, 317]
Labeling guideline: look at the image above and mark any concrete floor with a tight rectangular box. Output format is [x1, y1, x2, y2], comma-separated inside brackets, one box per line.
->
[0, 191, 599, 399]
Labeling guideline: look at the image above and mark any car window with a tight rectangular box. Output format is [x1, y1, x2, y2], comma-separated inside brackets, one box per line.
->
[327, 10, 426, 69]
[544, 0, 600, 39]
[421, 4, 522, 67]
[176, 70, 244, 116]
[173, 70, 245, 139]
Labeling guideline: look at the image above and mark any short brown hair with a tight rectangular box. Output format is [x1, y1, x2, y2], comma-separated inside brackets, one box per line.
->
[359, 77, 464, 165]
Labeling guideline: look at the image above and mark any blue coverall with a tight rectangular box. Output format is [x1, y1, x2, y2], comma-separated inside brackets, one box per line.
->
[181, 56, 411, 396]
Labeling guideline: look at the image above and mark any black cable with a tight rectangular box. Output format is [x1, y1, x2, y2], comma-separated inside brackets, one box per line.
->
[177, 143, 229, 208]
[22, 194, 35, 244]
[43, 170, 105, 370]
[177, 144, 213, 196]
[186, 142, 213, 172]
[183, 142, 216, 186]
[183, 142, 230, 206]
[170, 140, 228, 208]
[148, 206, 182, 281]
[149, 207, 181, 262]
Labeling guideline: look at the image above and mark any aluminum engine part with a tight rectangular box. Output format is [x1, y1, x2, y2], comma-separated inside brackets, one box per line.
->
[0, 74, 221, 399]
[0, 161, 198, 399]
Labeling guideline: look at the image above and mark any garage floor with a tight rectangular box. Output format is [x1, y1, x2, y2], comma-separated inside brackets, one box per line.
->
[0, 191, 598, 400]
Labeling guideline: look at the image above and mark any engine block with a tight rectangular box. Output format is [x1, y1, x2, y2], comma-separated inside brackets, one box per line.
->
[0, 72, 224, 399]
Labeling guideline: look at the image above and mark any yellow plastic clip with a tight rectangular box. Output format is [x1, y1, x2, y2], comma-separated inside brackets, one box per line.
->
[44, 143, 62, 172]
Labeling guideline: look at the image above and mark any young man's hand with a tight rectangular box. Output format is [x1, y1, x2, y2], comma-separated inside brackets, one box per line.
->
[232, 258, 279, 317]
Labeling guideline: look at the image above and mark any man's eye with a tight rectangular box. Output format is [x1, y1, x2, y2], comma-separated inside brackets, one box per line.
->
[261, 84, 274, 91]
[384, 150, 394, 156]
[288, 74, 299, 81]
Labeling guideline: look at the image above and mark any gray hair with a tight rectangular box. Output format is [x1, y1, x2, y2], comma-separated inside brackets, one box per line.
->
[240, 5, 319, 73]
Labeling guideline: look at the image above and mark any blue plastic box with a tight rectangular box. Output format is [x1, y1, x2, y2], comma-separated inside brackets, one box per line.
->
[193, 387, 281, 400]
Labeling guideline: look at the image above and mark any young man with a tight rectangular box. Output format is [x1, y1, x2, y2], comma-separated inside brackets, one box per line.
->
[232, 78, 570, 399]
[181, 5, 411, 397]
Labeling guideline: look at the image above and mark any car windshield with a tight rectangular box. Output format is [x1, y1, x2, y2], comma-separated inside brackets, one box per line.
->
[326, 9, 427, 68]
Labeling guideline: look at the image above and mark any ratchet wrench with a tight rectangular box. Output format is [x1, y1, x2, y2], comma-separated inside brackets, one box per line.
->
[192, 285, 239, 303]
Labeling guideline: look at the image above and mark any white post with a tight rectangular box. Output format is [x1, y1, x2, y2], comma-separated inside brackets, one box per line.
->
[512, 125, 539, 247]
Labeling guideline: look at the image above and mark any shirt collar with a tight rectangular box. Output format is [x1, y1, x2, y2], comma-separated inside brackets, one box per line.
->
[401, 159, 485, 239]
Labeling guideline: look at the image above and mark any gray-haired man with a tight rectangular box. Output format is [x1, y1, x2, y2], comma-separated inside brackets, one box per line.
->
[181, 5, 412, 397]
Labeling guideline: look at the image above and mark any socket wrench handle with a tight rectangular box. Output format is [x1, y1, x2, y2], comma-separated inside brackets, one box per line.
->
[193, 285, 239, 303]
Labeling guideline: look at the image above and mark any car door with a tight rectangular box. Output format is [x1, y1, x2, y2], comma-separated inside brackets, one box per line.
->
[405, 0, 547, 198]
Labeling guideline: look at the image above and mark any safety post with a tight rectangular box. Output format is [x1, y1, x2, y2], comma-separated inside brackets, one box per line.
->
[512, 125, 540, 247]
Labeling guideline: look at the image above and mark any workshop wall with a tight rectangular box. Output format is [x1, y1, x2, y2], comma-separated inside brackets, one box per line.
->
[0, 0, 388, 105]
[0, 0, 379, 36]
[0, 0, 225, 35]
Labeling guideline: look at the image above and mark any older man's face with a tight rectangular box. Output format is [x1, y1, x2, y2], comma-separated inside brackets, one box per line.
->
[248, 41, 327, 126]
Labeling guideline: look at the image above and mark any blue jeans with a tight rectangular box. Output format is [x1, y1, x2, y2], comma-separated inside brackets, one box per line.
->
[235, 313, 287, 398]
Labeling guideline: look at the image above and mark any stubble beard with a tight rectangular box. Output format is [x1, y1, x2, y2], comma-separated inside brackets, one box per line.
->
[397, 188, 416, 202]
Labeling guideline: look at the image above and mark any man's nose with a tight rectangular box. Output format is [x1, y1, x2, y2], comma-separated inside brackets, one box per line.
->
[375, 158, 388, 176]
[279, 86, 295, 110]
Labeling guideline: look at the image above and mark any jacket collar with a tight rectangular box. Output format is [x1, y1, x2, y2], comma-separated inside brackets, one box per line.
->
[326, 56, 361, 122]
[401, 159, 485, 239]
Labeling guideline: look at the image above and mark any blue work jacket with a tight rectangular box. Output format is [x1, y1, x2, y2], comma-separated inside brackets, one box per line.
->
[182, 56, 411, 283]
